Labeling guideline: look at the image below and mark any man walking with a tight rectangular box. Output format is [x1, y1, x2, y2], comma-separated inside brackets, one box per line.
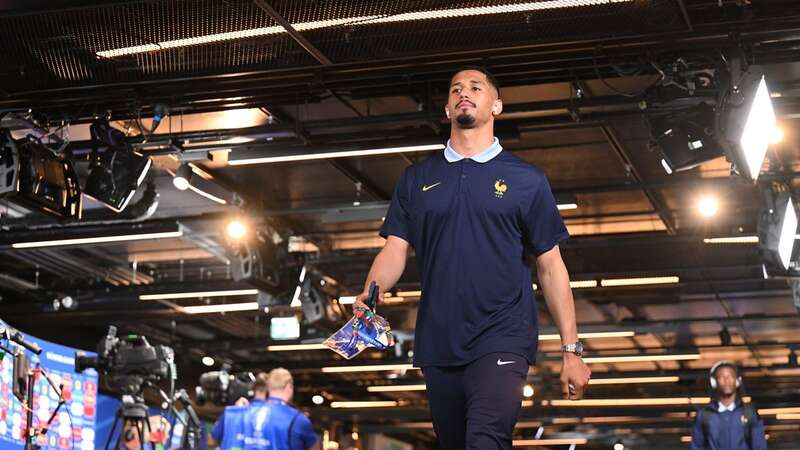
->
[353, 66, 591, 450]
[692, 361, 767, 450]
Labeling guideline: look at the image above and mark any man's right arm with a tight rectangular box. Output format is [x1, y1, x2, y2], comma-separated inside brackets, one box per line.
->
[352, 236, 409, 311]
[690, 410, 708, 450]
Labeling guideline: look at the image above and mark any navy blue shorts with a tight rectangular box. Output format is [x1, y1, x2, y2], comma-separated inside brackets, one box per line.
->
[423, 352, 529, 450]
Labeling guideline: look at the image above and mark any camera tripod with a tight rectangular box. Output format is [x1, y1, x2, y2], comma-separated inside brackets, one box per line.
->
[104, 395, 156, 450]
[170, 389, 201, 450]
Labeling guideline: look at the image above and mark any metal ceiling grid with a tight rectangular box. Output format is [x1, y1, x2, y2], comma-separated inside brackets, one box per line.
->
[0, 0, 317, 91]
[272, 0, 686, 63]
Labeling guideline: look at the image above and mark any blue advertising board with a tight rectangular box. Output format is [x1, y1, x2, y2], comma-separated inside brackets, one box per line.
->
[0, 323, 98, 450]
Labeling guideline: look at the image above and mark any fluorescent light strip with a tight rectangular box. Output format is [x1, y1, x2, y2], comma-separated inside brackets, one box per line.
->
[229, 144, 445, 165]
[600, 276, 680, 287]
[569, 279, 598, 288]
[267, 343, 328, 351]
[330, 401, 399, 409]
[367, 384, 427, 392]
[682, 433, 766, 443]
[777, 414, 800, 420]
[321, 364, 417, 373]
[98, 1, 631, 58]
[588, 376, 680, 385]
[366, 376, 679, 393]
[575, 414, 688, 424]
[759, 407, 800, 415]
[556, 203, 578, 211]
[269, 331, 634, 349]
[703, 236, 759, 244]
[12, 230, 183, 249]
[534, 280, 596, 290]
[140, 289, 259, 301]
[513, 439, 587, 446]
[396, 290, 422, 297]
[338, 296, 357, 305]
[182, 302, 259, 314]
[538, 331, 635, 341]
[547, 397, 711, 407]
[583, 353, 700, 364]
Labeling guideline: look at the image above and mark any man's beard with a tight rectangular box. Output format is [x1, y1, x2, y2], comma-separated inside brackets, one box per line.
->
[455, 113, 476, 128]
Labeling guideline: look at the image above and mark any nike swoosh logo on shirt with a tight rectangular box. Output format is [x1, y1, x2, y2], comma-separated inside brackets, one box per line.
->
[497, 359, 516, 366]
[422, 182, 441, 192]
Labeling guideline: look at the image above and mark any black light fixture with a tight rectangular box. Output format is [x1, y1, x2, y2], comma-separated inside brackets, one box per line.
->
[84, 119, 152, 212]
[0, 129, 82, 219]
[717, 60, 777, 182]
[719, 327, 732, 346]
[648, 103, 724, 174]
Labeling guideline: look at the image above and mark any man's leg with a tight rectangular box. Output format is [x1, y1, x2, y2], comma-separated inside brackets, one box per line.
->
[463, 353, 529, 450]
[423, 366, 467, 450]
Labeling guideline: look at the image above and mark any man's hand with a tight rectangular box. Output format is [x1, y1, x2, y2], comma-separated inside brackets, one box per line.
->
[234, 397, 250, 407]
[560, 353, 591, 400]
[352, 288, 383, 317]
[352, 290, 371, 315]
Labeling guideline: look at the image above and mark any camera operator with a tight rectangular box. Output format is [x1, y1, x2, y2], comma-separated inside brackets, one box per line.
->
[209, 368, 319, 450]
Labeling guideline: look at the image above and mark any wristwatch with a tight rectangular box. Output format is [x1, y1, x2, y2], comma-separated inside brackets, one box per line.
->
[561, 341, 584, 357]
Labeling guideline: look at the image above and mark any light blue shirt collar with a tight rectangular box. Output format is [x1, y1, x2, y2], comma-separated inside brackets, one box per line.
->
[717, 401, 737, 413]
[444, 137, 502, 163]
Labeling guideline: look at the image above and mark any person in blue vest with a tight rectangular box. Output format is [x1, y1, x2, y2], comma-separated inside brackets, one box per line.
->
[352, 66, 592, 450]
[208, 368, 320, 450]
[692, 361, 767, 450]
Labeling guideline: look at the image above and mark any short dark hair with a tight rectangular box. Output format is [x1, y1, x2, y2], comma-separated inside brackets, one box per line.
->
[450, 65, 500, 96]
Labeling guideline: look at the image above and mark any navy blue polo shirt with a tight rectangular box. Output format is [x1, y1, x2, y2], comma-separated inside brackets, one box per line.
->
[380, 138, 569, 367]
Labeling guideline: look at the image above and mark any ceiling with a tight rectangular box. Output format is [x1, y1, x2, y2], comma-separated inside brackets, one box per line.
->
[2, 1, 800, 448]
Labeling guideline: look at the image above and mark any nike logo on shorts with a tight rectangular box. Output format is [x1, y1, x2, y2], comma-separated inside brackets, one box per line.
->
[497, 359, 516, 366]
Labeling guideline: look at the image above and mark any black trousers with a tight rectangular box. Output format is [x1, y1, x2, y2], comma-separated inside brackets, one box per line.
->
[423, 352, 529, 450]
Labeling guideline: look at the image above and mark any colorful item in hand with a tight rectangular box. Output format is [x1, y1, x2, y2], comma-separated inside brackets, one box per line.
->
[323, 282, 395, 359]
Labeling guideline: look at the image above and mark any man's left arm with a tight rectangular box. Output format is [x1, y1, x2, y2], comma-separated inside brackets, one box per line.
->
[536, 244, 591, 399]
[750, 411, 767, 450]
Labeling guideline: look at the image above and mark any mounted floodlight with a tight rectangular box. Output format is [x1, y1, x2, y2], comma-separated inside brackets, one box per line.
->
[0, 130, 82, 219]
[717, 63, 776, 182]
[759, 191, 798, 270]
[648, 103, 724, 174]
[84, 120, 152, 212]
